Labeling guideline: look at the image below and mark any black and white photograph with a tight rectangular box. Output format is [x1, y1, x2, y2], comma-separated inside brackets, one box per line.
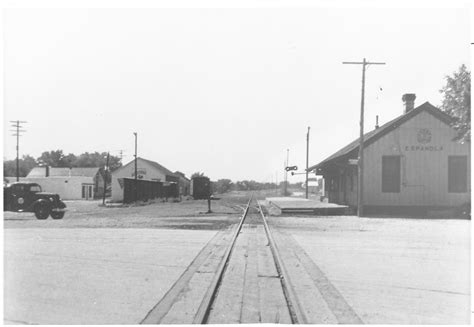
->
[2, 0, 471, 324]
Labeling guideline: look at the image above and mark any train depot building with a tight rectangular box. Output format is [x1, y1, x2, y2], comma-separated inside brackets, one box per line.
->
[309, 94, 470, 216]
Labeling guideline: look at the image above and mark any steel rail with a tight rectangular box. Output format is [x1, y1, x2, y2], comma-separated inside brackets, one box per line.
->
[193, 195, 253, 324]
[256, 200, 308, 324]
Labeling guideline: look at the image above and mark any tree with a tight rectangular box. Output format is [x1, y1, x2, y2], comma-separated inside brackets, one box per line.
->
[440, 64, 471, 142]
[106, 155, 122, 172]
[213, 179, 233, 194]
[36, 151, 122, 171]
[3, 155, 37, 177]
[74, 152, 122, 171]
[37, 150, 73, 167]
[191, 172, 206, 179]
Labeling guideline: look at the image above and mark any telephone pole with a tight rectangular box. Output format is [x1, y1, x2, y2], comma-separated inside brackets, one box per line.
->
[275, 171, 278, 195]
[284, 149, 289, 196]
[133, 132, 138, 201]
[10, 120, 27, 182]
[343, 58, 385, 217]
[102, 152, 110, 205]
[305, 126, 310, 199]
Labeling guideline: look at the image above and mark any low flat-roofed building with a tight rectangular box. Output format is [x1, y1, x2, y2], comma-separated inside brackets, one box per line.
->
[5, 166, 104, 200]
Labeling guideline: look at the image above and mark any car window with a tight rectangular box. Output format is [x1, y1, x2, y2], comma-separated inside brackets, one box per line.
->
[30, 185, 42, 193]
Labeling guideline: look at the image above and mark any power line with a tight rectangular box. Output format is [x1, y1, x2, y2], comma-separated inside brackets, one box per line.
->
[9, 120, 27, 182]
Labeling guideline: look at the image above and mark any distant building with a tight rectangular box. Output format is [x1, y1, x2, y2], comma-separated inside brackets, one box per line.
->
[6, 166, 105, 200]
[174, 171, 191, 196]
[111, 157, 179, 202]
[303, 176, 323, 195]
[308, 94, 470, 215]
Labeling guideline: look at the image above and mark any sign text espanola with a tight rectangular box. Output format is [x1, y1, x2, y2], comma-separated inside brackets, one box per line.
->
[405, 128, 443, 151]
[405, 145, 443, 151]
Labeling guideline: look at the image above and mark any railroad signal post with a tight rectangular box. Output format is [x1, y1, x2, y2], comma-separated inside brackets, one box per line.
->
[306, 126, 310, 199]
[284, 149, 289, 196]
[343, 58, 385, 217]
[285, 166, 298, 172]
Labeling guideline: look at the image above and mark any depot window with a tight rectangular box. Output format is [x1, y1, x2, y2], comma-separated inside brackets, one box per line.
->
[448, 156, 468, 193]
[382, 156, 401, 193]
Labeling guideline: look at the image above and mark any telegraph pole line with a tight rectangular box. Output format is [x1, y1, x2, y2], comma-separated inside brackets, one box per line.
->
[305, 126, 310, 199]
[10, 120, 27, 182]
[343, 58, 385, 217]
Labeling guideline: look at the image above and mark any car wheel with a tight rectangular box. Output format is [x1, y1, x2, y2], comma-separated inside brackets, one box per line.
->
[51, 211, 65, 219]
[34, 203, 50, 220]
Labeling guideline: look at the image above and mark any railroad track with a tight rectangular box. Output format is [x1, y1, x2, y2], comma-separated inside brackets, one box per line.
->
[141, 196, 362, 324]
[193, 196, 254, 323]
[194, 196, 306, 324]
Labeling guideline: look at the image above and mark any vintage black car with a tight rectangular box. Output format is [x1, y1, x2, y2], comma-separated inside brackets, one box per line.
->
[4, 182, 66, 219]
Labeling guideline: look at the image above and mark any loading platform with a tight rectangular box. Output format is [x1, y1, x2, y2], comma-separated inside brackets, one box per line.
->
[264, 197, 349, 215]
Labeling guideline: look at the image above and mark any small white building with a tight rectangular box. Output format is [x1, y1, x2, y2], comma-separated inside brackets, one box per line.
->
[111, 157, 178, 202]
[6, 167, 104, 200]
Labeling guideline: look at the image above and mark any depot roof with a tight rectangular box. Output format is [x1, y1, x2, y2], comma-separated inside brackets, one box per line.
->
[308, 102, 453, 172]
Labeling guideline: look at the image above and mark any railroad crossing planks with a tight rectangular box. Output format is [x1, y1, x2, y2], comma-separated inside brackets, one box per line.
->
[141, 198, 362, 324]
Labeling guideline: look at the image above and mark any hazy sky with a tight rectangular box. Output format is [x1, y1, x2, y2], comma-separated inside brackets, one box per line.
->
[3, 1, 471, 182]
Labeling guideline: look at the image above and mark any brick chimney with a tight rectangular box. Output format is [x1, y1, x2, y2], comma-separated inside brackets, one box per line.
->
[402, 93, 416, 114]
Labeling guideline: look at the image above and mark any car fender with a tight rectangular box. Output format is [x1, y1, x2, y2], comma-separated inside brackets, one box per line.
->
[31, 199, 51, 211]
[52, 200, 67, 212]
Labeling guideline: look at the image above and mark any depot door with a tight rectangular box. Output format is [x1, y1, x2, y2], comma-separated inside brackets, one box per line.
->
[82, 184, 94, 200]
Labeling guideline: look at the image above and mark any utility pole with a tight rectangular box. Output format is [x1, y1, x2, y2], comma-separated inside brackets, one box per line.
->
[284, 149, 289, 196]
[275, 171, 278, 195]
[343, 58, 385, 217]
[10, 120, 27, 182]
[102, 152, 110, 205]
[306, 126, 310, 199]
[133, 132, 138, 202]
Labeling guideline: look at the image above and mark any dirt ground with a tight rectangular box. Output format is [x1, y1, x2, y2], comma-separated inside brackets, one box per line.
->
[3, 192, 471, 324]
[3, 190, 273, 229]
[4, 228, 219, 324]
[3, 197, 243, 230]
[271, 216, 471, 324]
